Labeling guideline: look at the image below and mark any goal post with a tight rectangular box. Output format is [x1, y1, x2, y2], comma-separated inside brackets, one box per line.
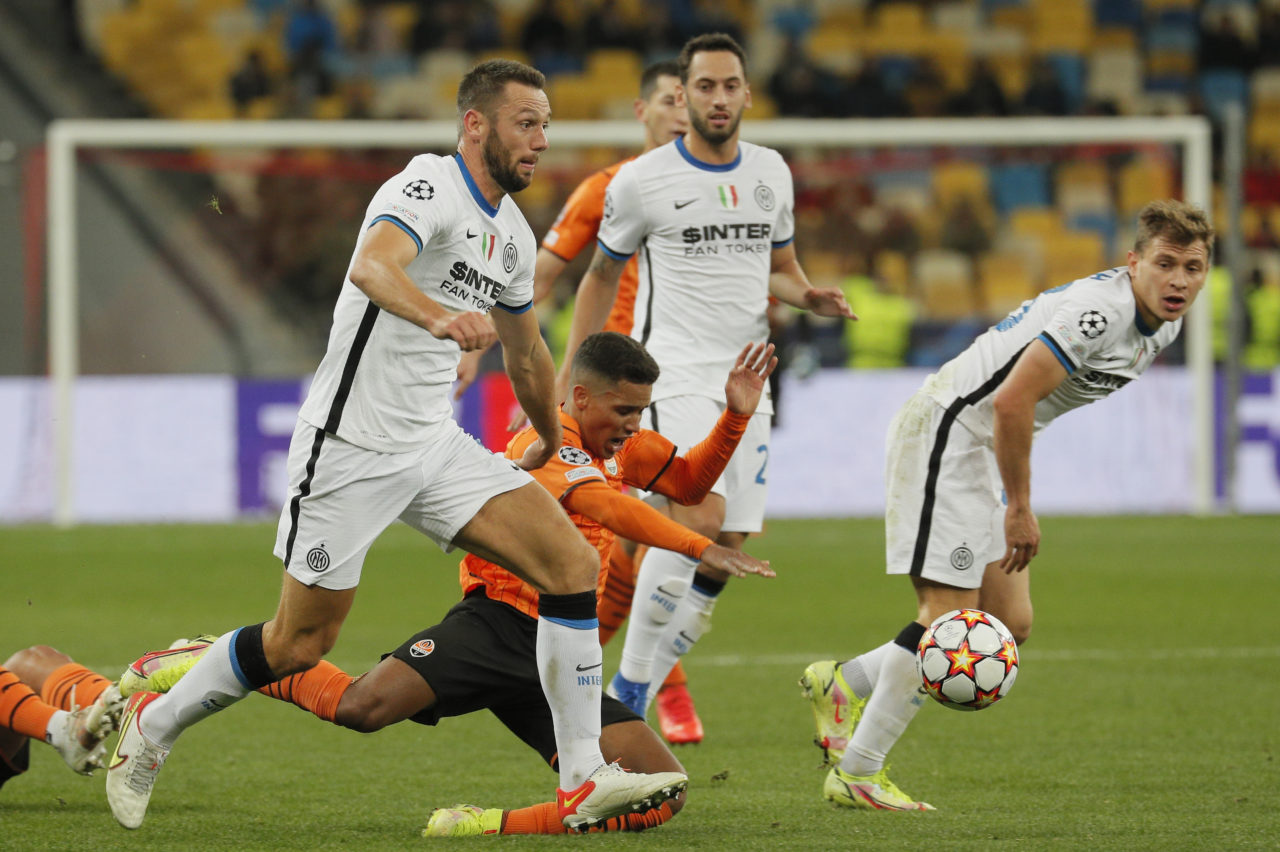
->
[46, 115, 1216, 526]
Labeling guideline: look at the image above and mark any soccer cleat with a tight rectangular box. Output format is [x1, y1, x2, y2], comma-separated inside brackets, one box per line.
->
[606, 672, 650, 718]
[106, 691, 170, 829]
[119, 635, 218, 698]
[655, 683, 703, 745]
[800, 660, 866, 764]
[557, 762, 687, 831]
[50, 684, 124, 775]
[823, 765, 934, 811]
[422, 804, 503, 837]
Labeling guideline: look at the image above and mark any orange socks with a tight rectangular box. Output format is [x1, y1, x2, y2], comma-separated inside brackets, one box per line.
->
[0, 667, 56, 741]
[500, 801, 674, 834]
[257, 660, 352, 723]
[41, 663, 112, 710]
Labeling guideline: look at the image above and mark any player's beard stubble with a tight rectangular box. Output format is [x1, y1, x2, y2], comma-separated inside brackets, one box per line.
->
[689, 106, 743, 147]
[482, 128, 530, 195]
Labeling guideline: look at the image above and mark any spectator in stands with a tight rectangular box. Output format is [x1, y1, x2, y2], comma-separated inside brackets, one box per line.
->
[1198, 9, 1257, 73]
[1020, 58, 1068, 116]
[946, 58, 1008, 117]
[284, 0, 338, 59]
[285, 41, 335, 117]
[409, 0, 470, 53]
[939, 196, 993, 260]
[902, 57, 947, 117]
[521, 0, 579, 72]
[1246, 269, 1280, 369]
[842, 56, 903, 118]
[1259, 6, 1280, 68]
[230, 49, 274, 115]
[584, 0, 643, 52]
[768, 37, 838, 117]
[840, 256, 916, 369]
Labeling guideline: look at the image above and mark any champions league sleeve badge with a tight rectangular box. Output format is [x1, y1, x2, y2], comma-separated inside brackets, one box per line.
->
[558, 446, 593, 465]
[403, 179, 435, 201]
[1077, 310, 1107, 339]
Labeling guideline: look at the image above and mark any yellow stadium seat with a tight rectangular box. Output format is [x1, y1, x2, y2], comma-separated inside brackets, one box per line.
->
[1118, 157, 1175, 215]
[586, 49, 643, 84]
[1043, 231, 1107, 286]
[978, 250, 1036, 317]
[547, 74, 603, 120]
[914, 249, 977, 320]
[1010, 207, 1065, 241]
[933, 161, 989, 209]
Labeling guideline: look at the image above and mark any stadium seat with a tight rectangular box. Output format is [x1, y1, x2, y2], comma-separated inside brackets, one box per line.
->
[933, 161, 989, 210]
[1086, 47, 1142, 112]
[1092, 0, 1142, 29]
[1044, 53, 1085, 113]
[914, 249, 977, 321]
[1010, 206, 1064, 242]
[586, 49, 643, 84]
[546, 73, 602, 120]
[1199, 69, 1250, 126]
[989, 162, 1050, 214]
[978, 249, 1036, 317]
[1042, 230, 1107, 286]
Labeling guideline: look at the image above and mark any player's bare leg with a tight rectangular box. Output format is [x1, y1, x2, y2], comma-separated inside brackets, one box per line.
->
[452, 481, 687, 829]
[977, 560, 1033, 645]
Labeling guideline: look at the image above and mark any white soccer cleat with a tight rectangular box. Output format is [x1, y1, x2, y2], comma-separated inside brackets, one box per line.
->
[556, 762, 686, 831]
[50, 684, 122, 776]
[106, 691, 170, 829]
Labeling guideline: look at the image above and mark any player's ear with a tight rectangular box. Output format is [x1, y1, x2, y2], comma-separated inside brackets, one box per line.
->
[743, 83, 752, 110]
[462, 108, 487, 142]
[571, 383, 590, 409]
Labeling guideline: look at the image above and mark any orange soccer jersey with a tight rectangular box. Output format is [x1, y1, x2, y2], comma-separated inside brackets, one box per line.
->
[459, 407, 749, 619]
[542, 159, 639, 335]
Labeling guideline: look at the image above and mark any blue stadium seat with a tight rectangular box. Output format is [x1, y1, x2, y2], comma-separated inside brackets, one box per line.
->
[1045, 53, 1085, 113]
[1145, 22, 1199, 54]
[989, 163, 1051, 214]
[1092, 0, 1142, 29]
[1199, 69, 1250, 125]
[877, 55, 918, 95]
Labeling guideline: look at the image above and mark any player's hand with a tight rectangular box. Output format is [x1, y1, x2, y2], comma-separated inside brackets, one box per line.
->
[453, 349, 485, 400]
[431, 311, 497, 351]
[698, 543, 775, 579]
[724, 342, 778, 415]
[804, 287, 857, 320]
[507, 406, 530, 432]
[514, 433, 556, 471]
[999, 505, 1040, 573]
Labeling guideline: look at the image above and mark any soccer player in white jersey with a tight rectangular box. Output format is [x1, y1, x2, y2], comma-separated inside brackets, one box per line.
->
[105, 59, 685, 830]
[557, 33, 855, 721]
[802, 200, 1215, 811]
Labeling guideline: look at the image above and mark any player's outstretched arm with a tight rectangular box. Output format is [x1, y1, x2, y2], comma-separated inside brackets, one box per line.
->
[766, 244, 857, 320]
[492, 307, 561, 470]
[991, 340, 1068, 573]
[350, 222, 497, 350]
[724, 342, 778, 415]
[563, 485, 774, 579]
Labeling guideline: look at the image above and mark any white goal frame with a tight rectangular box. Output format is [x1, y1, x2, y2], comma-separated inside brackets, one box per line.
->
[46, 116, 1215, 525]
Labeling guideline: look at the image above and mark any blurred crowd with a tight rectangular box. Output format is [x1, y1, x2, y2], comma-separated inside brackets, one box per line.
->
[57, 0, 1280, 369]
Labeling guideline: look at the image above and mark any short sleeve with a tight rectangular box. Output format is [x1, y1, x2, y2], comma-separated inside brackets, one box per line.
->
[771, 157, 796, 247]
[595, 162, 647, 259]
[1039, 296, 1124, 372]
[367, 170, 451, 255]
[497, 228, 538, 311]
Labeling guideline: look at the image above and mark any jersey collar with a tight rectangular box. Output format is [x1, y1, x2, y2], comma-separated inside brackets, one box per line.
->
[1134, 305, 1159, 337]
[453, 152, 501, 218]
[675, 135, 741, 172]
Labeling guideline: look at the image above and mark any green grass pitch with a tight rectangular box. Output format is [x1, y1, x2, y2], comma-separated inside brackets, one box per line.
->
[2, 516, 1278, 850]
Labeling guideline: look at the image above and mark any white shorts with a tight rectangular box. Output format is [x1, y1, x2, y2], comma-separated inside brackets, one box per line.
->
[274, 417, 532, 590]
[884, 392, 1005, 590]
[642, 395, 771, 534]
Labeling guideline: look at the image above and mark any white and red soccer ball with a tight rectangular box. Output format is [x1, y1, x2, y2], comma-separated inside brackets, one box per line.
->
[917, 609, 1019, 711]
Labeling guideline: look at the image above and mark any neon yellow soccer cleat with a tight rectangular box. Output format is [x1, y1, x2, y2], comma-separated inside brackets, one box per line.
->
[823, 765, 934, 811]
[799, 660, 866, 765]
[422, 804, 503, 837]
[119, 635, 218, 698]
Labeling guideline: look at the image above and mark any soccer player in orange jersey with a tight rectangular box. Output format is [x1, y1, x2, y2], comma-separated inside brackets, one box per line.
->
[126, 333, 775, 835]
[455, 60, 704, 743]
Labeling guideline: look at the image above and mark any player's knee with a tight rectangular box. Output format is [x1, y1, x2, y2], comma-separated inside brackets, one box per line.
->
[3, 645, 69, 684]
[332, 686, 392, 733]
[264, 634, 331, 678]
[1008, 618, 1032, 647]
[541, 537, 600, 595]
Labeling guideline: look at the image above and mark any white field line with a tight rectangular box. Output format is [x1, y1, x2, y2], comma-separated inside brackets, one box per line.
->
[695, 647, 1280, 668]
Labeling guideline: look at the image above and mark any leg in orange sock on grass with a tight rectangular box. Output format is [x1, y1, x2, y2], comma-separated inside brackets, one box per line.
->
[256, 660, 352, 723]
[499, 800, 675, 834]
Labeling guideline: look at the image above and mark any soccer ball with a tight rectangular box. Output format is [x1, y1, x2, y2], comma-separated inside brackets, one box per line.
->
[917, 609, 1019, 711]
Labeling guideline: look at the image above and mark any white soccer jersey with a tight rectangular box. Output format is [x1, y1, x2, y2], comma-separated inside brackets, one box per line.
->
[298, 153, 536, 453]
[923, 266, 1182, 443]
[597, 136, 795, 413]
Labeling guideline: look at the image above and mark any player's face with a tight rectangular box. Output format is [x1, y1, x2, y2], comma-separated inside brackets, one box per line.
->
[1127, 236, 1210, 328]
[637, 74, 688, 148]
[576, 379, 652, 460]
[681, 51, 751, 147]
[482, 82, 550, 195]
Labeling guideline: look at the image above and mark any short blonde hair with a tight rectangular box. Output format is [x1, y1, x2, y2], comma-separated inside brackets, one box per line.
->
[1133, 200, 1215, 255]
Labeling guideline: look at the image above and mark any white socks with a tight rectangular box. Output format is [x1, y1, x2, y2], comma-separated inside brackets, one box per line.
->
[840, 640, 895, 700]
[617, 549, 696, 686]
[536, 614, 605, 790]
[645, 582, 719, 710]
[839, 643, 926, 777]
[140, 631, 251, 748]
